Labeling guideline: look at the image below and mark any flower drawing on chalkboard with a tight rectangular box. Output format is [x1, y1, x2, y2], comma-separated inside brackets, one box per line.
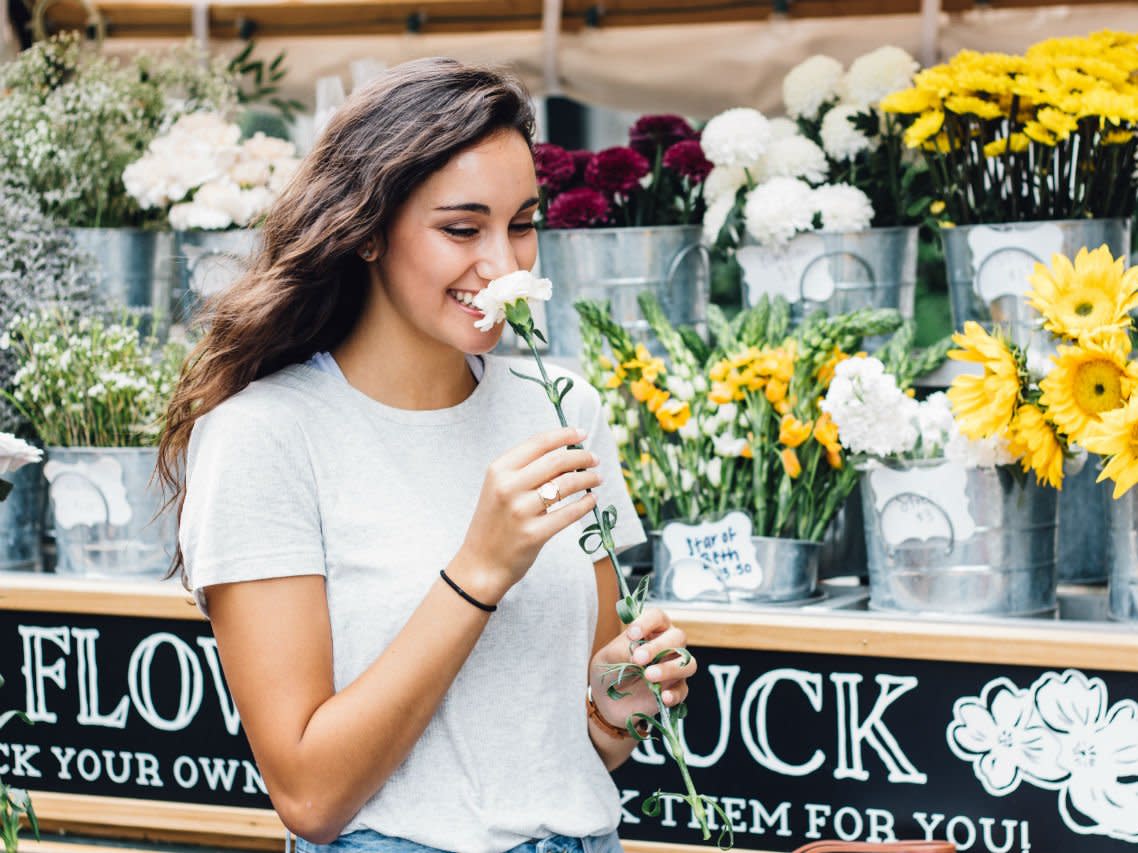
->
[1033, 670, 1138, 842]
[948, 669, 1138, 844]
[947, 676, 1064, 796]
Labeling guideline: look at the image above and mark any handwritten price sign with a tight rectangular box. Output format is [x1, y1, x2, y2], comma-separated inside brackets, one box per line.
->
[660, 512, 762, 600]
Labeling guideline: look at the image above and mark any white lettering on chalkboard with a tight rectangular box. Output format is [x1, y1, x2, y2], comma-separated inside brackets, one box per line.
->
[196, 637, 242, 736]
[18, 625, 70, 723]
[741, 668, 826, 777]
[72, 628, 129, 729]
[833, 674, 928, 784]
[128, 633, 204, 732]
[674, 665, 740, 768]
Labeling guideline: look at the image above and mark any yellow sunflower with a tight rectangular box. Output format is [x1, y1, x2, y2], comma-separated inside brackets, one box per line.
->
[1083, 395, 1138, 498]
[1026, 245, 1138, 342]
[1039, 337, 1134, 443]
[1006, 404, 1065, 489]
[947, 322, 1022, 439]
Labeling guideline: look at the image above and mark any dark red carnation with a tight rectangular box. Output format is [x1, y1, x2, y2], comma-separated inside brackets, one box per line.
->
[585, 147, 650, 196]
[628, 114, 697, 158]
[533, 143, 575, 190]
[545, 187, 611, 229]
[663, 139, 713, 184]
[568, 149, 593, 183]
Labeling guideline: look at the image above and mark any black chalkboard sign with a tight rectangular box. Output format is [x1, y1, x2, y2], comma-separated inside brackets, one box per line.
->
[4, 606, 1138, 853]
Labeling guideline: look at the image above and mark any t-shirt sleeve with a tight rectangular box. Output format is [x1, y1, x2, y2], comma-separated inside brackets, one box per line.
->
[180, 402, 325, 618]
[582, 382, 647, 556]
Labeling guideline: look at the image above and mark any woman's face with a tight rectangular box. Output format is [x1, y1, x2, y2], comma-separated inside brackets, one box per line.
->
[374, 128, 540, 356]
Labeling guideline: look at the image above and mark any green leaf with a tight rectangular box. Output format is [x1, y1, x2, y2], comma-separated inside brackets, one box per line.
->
[642, 792, 662, 817]
[673, 701, 688, 720]
[615, 598, 635, 624]
[532, 327, 547, 344]
[507, 367, 547, 391]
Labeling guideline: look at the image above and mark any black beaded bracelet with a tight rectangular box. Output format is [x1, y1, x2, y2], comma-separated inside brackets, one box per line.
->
[439, 569, 498, 613]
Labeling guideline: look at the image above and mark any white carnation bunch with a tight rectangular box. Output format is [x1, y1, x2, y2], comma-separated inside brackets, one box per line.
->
[743, 177, 816, 247]
[761, 136, 828, 184]
[701, 108, 772, 169]
[820, 104, 877, 161]
[840, 46, 919, 108]
[813, 183, 875, 233]
[821, 356, 919, 457]
[783, 55, 844, 120]
[945, 428, 1015, 469]
[915, 392, 955, 457]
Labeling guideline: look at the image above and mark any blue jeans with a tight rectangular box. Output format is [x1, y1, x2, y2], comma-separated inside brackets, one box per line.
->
[294, 829, 624, 853]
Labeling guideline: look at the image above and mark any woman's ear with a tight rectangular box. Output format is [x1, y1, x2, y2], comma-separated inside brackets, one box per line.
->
[358, 238, 381, 263]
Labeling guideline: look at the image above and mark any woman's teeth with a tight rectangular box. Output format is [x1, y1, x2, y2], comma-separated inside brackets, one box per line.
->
[450, 290, 477, 306]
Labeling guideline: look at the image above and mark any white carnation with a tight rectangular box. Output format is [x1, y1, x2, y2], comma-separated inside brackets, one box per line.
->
[783, 55, 844, 120]
[167, 112, 242, 149]
[761, 136, 828, 184]
[169, 201, 233, 231]
[813, 183, 874, 233]
[743, 177, 816, 247]
[229, 159, 271, 188]
[123, 155, 176, 209]
[820, 356, 919, 457]
[916, 392, 955, 457]
[704, 165, 749, 202]
[768, 117, 799, 140]
[840, 46, 919, 108]
[0, 432, 42, 475]
[945, 427, 1015, 469]
[702, 193, 735, 244]
[820, 104, 877, 161]
[471, 270, 553, 332]
[268, 157, 301, 194]
[701, 108, 772, 169]
[240, 132, 296, 162]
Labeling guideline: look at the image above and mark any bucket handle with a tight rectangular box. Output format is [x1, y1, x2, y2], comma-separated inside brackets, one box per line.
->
[47, 470, 112, 528]
[972, 246, 1045, 305]
[876, 492, 955, 558]
[665, 242, 711, 306]
[799, 251, 875, 305]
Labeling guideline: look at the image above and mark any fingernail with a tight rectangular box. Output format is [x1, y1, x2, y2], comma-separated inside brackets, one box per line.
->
[576, 428, 588, 440]
[645, 665, 661, 680]
[627, 626, 643, 640]
[590, 452, 600, 465]
[633, 648, 650, 664]
[663, 690, 673, 704]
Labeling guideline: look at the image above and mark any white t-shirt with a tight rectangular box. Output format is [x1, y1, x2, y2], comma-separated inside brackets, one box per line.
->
[180, 354, 645, 853]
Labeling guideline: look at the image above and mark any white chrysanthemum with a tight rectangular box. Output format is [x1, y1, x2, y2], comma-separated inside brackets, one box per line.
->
[945, 426, 1015, 469]
[916, 392, 955, 457]
[813, 183, 874, 233]
[743, 177, 816, 247]
[820, 104, 877, 161]
[471, 270, 553, 332]
[0, 432, 42, 475]
[768, 117, 799, 140]
[821, 356, 919, 457]
[703, 165, 749, 202]
[840, 46, 919, 108]
[783, 55, 844, 120]
[702, 193, 735, 244]
[761, 136, 828, 184]
[701, 107, 771, 169]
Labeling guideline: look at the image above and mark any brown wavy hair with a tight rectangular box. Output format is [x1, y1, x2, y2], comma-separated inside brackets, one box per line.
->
[157, 57, 536, 578]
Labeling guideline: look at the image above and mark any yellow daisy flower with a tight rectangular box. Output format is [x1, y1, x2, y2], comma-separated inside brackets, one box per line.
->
[880, 87, 941, 115]
[1035, 107, 1079, 139]
[1023, 121, 1058, 146]
[1039, 338, 1133, 443]
[904, 111, 945, 148]
[1006, 404, 1065, 490]
[1083, 395, 1138, 498]
[947, 322, 1022, 439]
[945, 94, 1004, 119]
[1026, 245, 1138, 342]
[983, 133, 1030, 158]
[1104, 129, 1135, 145]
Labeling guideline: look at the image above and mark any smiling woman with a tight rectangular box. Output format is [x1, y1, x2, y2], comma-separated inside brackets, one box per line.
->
[154, 58, 696, 853]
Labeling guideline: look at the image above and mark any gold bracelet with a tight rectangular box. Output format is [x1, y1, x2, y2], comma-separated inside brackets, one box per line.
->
[586, 686, 649, 740]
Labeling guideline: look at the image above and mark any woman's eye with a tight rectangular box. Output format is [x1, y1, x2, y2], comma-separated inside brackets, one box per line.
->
[442, 226, 478, 238]
[510, 222, 536, 233]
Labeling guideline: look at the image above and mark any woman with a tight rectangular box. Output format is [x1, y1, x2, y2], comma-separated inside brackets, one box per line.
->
[158, 58, 697, 853]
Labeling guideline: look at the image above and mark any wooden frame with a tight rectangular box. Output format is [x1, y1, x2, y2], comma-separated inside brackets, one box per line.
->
[4, 574, 1138, 850]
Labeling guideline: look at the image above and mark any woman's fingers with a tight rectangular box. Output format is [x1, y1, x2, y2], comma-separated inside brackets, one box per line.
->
[630, 624, 687, 665]
[495, 426, 586, 472]
[520, 446, 598, 491]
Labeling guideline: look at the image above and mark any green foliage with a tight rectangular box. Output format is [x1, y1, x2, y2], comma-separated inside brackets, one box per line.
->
[0, 676, 38, 853]
[228, 40, 305, 126]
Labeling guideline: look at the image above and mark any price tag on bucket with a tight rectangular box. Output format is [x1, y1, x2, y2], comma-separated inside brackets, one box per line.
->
[660, 511, 761, 599]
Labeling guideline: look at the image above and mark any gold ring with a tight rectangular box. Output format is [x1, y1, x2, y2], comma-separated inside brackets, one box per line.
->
[538, 481, 562, 511]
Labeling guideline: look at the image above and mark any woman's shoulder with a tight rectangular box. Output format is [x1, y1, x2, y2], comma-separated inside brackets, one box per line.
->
[192, 362, 332, 442]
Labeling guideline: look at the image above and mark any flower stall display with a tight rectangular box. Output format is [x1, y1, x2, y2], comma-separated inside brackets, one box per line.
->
[2, 310, 187, 578]
[0, 34, 238, 325]
[577, 290, 948, 606]
[702, 48, 927, 328]
[533, 115, 712, 357]
[124, 112, 299, 321]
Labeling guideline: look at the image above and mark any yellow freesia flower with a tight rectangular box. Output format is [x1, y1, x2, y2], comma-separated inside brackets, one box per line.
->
[765, 379, 789, 406]
[1006, 404, 1065, 490]
[709, 360, 730, 382]
[904, 111, 946, 148]
[815, 346, 850, 387]
[645, 387, 671, 414]
[1083, 395, 1138, 498]
[623, 343, 666, 382]
[813, 412, 843, 469]
[630, 377, 656, 403]
[709, 380, 740, 405]
[1039, 337, 1134, 444]
[780, 447, 802, 479]
[947, 322, 1022, 439]
[656, 398, 691, 433]
[778, 414, 813, 448]
[1026, 245, 1138, 342]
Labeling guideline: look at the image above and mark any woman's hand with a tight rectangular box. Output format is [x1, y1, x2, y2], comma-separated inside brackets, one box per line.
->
[452, 425, 601, 604]
[588, 607, 698, 733]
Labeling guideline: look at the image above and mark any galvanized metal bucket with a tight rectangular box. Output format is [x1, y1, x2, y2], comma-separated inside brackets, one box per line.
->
[940, 218, 1131, 352]
[44, 447, 174, 578]
[173, 229, 259, 325]
[941, 218, 1130, 586]
[648, 518, 819, 605]
[1107, 487, 1138, 620]
[0, 461, 46, 572]
[69, 228, 177, 333]
[537, 225, 709, 357]
[737, 226, 918, 327]
[860, 460, 1058, 616]
[819, 493, 868, 580]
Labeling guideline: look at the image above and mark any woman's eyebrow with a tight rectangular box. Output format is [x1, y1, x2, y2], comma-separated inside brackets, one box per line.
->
[433, 197, 540, 215]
